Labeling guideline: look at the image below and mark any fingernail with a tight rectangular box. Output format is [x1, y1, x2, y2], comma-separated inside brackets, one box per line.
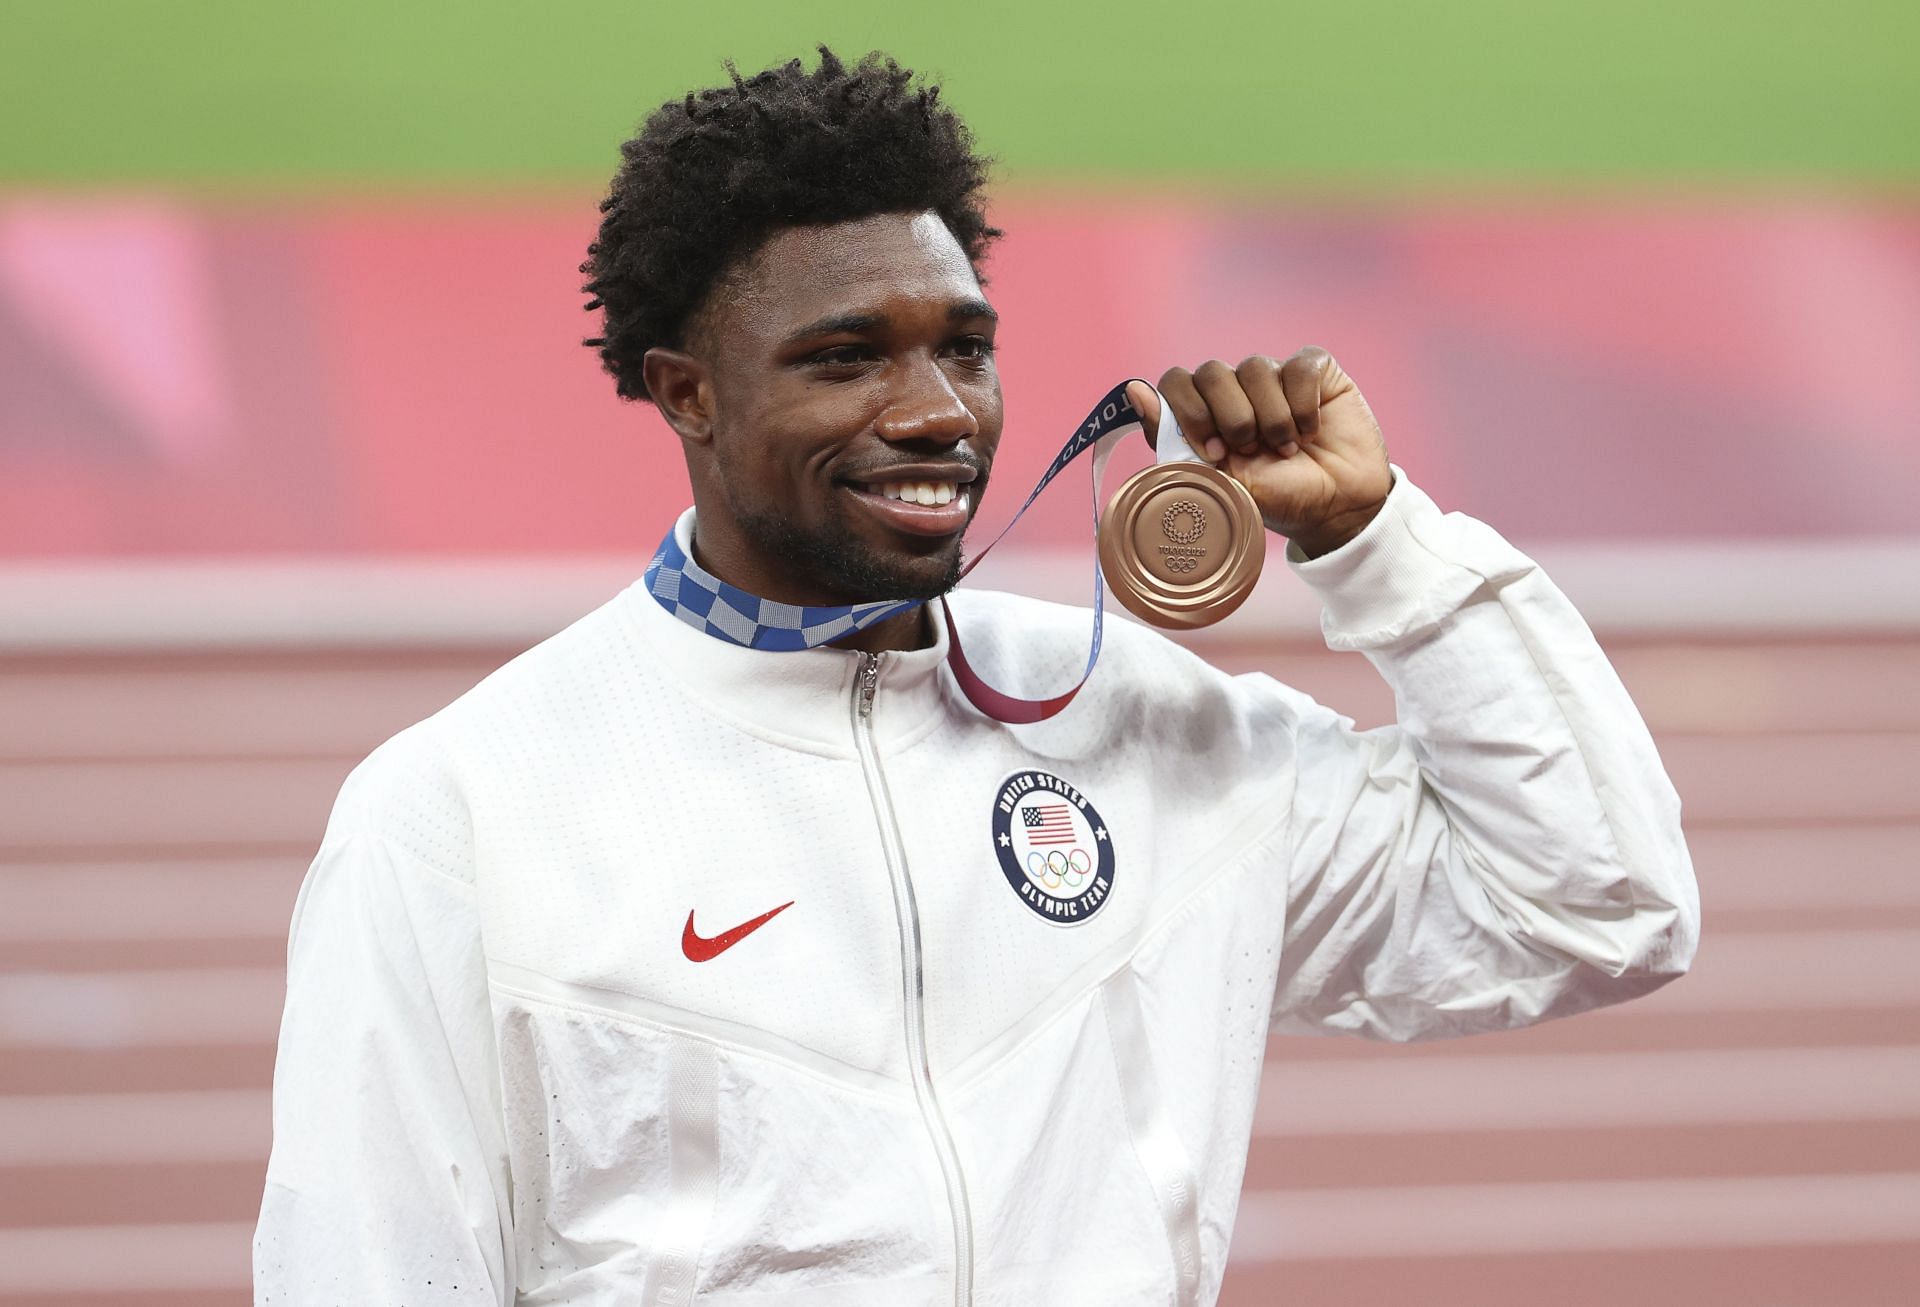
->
[1278, 441, 1299, 457]
[1204, 438, 1226, 461]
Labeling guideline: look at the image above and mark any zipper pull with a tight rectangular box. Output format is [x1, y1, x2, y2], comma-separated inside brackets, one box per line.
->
[857, 652, 880, 718]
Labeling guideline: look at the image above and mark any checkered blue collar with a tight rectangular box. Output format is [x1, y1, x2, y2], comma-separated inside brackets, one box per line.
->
[643, 512, 922, 652]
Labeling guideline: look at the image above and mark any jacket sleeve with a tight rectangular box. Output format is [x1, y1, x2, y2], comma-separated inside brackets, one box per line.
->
[254, 740, 513, 1302]
[1269, 471, 1699, 1041]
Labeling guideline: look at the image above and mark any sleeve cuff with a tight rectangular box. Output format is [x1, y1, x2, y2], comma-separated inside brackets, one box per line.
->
[1285, 467, 1489, 647]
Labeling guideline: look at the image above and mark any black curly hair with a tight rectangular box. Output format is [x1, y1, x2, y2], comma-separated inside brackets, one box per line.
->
[581, 47, 1000, 403]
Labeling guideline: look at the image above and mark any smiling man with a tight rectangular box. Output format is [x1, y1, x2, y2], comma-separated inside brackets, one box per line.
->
[256, 49, 1699, 1307]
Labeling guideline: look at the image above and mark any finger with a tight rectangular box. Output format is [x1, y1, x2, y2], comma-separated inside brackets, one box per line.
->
[1192, 358, 1259, 458]
[1278, 347, 1335, 442]
[1125, 379, 1161, 452]
[1235, 355, 1300, 457]
[1157, 368, 1226, 463]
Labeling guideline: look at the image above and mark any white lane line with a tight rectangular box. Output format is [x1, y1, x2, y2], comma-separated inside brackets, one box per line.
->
[0, 1221, 254, 1292]
[0, 968, 284, 1047]
[0, 557, 652, 651]
[1230, 1172, 1920, 1262]
[0, 1089, 269, 1166]
[0, 863, 303, 942]
[12, 542, 1920, 650]
[1257, 1045, 1920, 1136]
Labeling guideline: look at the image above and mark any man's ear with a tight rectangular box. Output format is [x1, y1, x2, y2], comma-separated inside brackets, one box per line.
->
[643, 347, 715, 444]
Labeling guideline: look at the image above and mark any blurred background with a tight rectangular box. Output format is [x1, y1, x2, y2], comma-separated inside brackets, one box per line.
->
[2, 2, 1917, 1302]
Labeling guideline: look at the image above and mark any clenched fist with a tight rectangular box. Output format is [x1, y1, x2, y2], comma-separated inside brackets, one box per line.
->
[1127, 347, 1392, 558]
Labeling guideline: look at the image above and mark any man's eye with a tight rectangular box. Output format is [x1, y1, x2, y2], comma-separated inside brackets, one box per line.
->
[948, 336, 996, 362]
[812, 346, 874, 367]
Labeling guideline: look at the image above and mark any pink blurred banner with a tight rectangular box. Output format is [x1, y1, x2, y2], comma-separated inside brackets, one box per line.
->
[2, 195, 1916, 559]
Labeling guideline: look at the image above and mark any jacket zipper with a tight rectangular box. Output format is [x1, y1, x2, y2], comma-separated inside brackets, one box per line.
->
[852, 652, 975, 1307]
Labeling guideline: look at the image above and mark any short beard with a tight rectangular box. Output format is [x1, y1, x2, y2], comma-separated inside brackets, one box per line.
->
[732, 505, 965, 603]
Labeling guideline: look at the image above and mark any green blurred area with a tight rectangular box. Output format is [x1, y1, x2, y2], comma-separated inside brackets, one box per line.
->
[6, 0, 1917, 188]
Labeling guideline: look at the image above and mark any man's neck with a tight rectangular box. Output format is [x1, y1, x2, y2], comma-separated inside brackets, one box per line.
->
[827, 604, 935, 655]
[685, 527, 938, 656]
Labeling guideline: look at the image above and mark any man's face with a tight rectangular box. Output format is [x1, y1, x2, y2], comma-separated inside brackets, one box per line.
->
[685, 210, 1003, 606]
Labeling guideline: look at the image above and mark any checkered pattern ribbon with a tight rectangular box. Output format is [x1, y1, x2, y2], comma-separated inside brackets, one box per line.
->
[644, 530, 920, 651]
[643, 380, 1167, 721]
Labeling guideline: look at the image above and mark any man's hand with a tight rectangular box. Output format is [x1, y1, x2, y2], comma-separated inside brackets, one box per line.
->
[1127, 348, 1392, 558]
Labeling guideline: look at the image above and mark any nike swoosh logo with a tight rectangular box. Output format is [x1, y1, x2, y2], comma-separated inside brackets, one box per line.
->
[681, 901, 794, 962]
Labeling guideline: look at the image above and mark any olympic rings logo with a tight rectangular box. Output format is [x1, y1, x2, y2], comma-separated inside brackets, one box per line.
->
[1164, 554, 1199, 574]
[1026, 847, 1093, 892]
[1161, 500, 1207, 544]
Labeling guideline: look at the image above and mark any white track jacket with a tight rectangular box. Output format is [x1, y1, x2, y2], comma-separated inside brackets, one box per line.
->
[256, 476, 1699, 1306]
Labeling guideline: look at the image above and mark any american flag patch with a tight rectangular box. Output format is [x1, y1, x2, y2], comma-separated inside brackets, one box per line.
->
[1022, 803, 1077, 845]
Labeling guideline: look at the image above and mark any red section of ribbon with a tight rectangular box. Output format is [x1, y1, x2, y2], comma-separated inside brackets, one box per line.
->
[941, 596, 1089, 725]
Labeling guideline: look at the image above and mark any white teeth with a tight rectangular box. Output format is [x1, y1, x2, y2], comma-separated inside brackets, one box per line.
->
[871, 480, 959, 505]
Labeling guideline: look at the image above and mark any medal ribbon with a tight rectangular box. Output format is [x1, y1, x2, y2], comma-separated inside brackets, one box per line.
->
[642, 381, 1194, 723]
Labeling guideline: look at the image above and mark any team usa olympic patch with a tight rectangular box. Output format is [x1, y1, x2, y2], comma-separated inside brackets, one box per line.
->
[991, 770, 1116, 926]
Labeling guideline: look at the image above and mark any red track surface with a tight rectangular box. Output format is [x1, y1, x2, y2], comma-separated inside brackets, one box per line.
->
[2, 632, 1916, 1304]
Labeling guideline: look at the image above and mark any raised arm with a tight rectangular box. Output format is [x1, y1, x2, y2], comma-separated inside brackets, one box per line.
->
[1131, 348, 1696, 1041]
[1270, 473, 1698, 1039]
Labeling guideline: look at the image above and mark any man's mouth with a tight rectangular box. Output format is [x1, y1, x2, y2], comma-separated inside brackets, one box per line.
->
[843, 470, 977, 537]
[871, 478, 961, 506]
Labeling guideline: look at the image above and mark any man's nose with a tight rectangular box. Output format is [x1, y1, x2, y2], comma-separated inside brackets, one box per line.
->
[874, 357, 979, 445]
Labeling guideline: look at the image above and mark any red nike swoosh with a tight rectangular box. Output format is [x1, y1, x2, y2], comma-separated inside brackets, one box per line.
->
[681, 901, 794, 962]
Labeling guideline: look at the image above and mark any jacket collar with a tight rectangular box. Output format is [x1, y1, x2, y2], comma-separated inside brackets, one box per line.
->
[622, 509, 954, 755]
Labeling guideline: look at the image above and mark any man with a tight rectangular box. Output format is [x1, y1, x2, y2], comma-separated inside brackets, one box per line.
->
[256, 48, 1698, 1307]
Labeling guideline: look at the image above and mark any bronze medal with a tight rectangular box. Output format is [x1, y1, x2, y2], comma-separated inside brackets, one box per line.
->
[1097, 460, 1264, 629]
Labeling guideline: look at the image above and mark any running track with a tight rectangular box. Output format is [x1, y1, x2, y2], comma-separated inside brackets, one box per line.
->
[2, 632, 1916, 1304]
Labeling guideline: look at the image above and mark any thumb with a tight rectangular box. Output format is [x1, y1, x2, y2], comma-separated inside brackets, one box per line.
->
[1125, 379, 1161, 453]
